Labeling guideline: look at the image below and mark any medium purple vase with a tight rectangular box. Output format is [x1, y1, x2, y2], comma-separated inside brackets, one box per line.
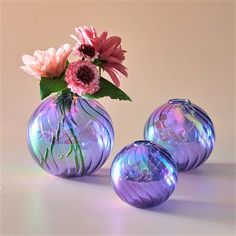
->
[144, 99, 215, 171]
[110, 141, 177, 208]
[27, 93, 114, 177]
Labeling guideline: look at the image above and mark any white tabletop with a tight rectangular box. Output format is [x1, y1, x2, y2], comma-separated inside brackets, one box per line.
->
[1, 151, 235, 236]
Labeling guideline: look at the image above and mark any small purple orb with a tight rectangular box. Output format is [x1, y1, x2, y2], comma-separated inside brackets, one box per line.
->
[110, 141, 178, 208]
[144, 99, 215, 171]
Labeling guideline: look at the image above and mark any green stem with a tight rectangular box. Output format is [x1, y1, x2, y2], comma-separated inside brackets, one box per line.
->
[55, 94, 85, 175]
[50, 136, 56, 154]
[44, 148, 49, 162]
[99, 65, 102, 77]
[66, 144, 73, 157]
[66, 133, 79, 173]
[56, 122, 61, 142]
[68, 127, 85, 175]
[48, 135, 59, 169]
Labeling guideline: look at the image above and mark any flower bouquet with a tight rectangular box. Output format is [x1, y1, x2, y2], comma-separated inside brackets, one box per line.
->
[21, 26, 131, 177]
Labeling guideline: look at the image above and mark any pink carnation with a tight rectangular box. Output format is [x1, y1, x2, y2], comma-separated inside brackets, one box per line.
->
[71, 26, 127, 87]
[21, 44, 72, 79]
[65, 61, 100, 96]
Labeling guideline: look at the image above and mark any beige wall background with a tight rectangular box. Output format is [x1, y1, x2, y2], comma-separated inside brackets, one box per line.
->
[1, 0, 235, 173]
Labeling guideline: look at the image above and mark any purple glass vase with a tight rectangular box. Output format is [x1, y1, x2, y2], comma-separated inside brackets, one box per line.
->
[110, 141, 177, 208]
[27, 93, 114, 177]
[144, 99, 215, 171]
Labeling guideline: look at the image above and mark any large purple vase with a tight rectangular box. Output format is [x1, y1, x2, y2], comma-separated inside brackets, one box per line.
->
[111, 141, 177, 208]
[27, 93, 114, 177]
[144, 99, 215, 171]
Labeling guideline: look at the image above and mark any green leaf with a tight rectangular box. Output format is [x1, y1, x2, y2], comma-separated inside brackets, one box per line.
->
[83, 77, 132, 101]
[40, 74, 68, 100]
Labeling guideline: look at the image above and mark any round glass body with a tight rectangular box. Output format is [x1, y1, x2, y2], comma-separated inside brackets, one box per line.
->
[27, 94, 114, 177]
[111, 141, 177, 208]
[144, 99, 215, 171]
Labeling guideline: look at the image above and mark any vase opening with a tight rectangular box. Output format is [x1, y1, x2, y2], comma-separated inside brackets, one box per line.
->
[168, 98, 191, 105]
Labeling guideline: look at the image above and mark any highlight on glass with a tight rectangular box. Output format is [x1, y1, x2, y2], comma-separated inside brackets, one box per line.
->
[111, 140, 178, 208]
[144, 98, 215, 171]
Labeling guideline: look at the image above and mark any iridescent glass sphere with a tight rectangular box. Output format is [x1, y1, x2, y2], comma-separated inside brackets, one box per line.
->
[27, 94, 114, 177]
[144, 99, 215, 171]
[111, 141, 177, 208]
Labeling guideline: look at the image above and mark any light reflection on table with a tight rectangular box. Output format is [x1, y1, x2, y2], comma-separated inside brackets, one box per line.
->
[2, 162, 235, 235]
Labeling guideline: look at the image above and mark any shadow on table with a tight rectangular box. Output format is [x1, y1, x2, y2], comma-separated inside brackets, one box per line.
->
[69, 168, 111, 186]
[180, 162, 236, 179]
[149, 163, 236, 225]
[153, 198, 235, 225]
[68, 162, 235, 186]
[65, 163, 236, 225]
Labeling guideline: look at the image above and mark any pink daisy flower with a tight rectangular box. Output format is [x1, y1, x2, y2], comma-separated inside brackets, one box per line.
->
[21, 44, 72, 79]
[71, 26, 128, 87]
[65, 61, 100, 96]
[71, 26, 98, 60]
[96, 32, 128, 87]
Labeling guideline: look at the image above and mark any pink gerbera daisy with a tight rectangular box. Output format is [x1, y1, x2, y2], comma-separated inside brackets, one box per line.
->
[21, 44, 72, 79]
[71, 26, 128, 87]
[96, 32, 128, 87]
[65, 61, 100, 96]
[71, 26, 98, 60]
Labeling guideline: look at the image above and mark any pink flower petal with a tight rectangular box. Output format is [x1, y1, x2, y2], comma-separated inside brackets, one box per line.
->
[22, 55, 35, 65]
[112, 47, 126, 60]
[100, 44, 117, 60]
[103, 66, 120, 87]
[21, 44, 72, 79]
[70, 34, 80, 43]
[70, 26, 128, 87]
[65, 60, 100, 96]
[99, 31, 108, 41]
[102, 36, 121, 50]
[106, 56, 123, 64]
[106, 63, 128, 77]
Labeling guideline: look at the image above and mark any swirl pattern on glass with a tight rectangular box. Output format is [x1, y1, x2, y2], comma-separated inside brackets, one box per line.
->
[144, 99, 215, 171]
[27, 95, 114, 177]
[111, 141, 177, 208]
